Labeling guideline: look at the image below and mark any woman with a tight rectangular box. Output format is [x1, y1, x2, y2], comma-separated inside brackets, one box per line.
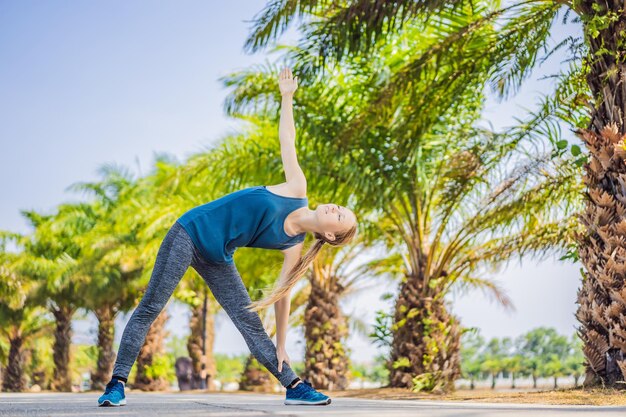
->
[97, 67, 358, 407]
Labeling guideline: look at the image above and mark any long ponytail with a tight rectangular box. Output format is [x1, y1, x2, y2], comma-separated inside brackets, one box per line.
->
[246, 223, 358, 312]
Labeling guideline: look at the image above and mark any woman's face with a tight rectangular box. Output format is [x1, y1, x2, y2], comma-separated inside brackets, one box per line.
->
[315, 203, 356, 237]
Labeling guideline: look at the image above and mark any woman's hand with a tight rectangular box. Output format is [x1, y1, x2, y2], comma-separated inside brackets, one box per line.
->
[278, 67, 298, 97]
[276, 345, 291, 372]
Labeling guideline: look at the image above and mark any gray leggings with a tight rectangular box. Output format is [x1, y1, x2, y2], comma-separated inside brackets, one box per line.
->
[112, 221, 299, 387]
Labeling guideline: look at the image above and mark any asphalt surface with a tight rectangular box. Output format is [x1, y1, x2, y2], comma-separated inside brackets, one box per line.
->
[2, 392, 626, 417]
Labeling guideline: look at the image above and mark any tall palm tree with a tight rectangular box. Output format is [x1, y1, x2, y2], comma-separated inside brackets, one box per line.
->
[16, 206, 91, 392]
[301, 237, 387, 390]
[0, 244, 51, 392]
[187, 295, 218, 390]
[235, 247, 311, 392]
[245, 0, 626, 388]
[133, 309, 170, 391]
[233, 10, 584, 390]
[70, 166, 147, 389]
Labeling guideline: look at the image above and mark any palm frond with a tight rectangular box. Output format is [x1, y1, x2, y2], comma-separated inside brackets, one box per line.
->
[448, 275, 515, 310]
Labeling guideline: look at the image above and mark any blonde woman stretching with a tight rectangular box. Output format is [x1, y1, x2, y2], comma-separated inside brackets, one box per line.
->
[97, 67, 358, 407]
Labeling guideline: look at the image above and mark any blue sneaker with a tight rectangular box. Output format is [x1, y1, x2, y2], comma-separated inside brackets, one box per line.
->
[285, 379, 331, 405]
[97, 379, 126, 406]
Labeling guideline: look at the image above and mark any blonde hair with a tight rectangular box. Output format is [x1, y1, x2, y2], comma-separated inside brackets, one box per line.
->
[246, 220, 358, 312]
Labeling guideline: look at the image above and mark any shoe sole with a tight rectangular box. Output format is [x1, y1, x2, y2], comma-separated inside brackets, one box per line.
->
[284, 398, 331, 406]
[98, 399, 127, 407]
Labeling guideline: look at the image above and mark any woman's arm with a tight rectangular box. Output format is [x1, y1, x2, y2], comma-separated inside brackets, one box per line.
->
[274, 244, 301, 370]
[278, 68, 307, 189]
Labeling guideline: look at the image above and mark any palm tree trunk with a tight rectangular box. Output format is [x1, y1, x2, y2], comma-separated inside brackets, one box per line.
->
[133, 309, 169, 391]
[389, 271, 461, 392]
[574, 0, 626, 388]
[51, 305, 73, 392]
[2, 332, 25, 392]
[303, 278, 350, 390]
[239, 354, 274, 392]
[187, 303, 216, 390]
[91, 305, 117, 390]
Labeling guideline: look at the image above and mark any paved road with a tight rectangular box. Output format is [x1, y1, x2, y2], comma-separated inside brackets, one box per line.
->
[2, 392, 626, 417]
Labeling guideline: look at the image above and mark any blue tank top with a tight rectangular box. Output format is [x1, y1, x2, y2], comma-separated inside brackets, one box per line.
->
[176, 185, 308, 264]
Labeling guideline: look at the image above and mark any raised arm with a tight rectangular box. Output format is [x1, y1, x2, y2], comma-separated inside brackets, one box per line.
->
[278, 68, 307, 191]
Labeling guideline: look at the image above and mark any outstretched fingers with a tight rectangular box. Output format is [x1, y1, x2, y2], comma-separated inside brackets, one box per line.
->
[280, 67, 293, 80]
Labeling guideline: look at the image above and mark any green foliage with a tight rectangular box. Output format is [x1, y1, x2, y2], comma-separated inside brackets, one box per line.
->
[369, 310, 393, 349]
[460, 328, 485, 382]
[144, 353, 176, 384]
[460, 327, 585, 388]
[70, 344, 98, 386]
[165, 335, 188, 359]
[214, 353, 247, 383]
[346, 356, 391, 384]
[392, 357, 411, 369]
[288, 361, 304, 376]
[412, 372, 444, 392]
[25, 335, 55, 389]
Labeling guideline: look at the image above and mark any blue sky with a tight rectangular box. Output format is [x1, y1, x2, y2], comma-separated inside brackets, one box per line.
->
[0, 1, 583, 362]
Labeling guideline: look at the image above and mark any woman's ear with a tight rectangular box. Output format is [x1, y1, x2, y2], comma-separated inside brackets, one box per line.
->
[324, 231, 336, 242]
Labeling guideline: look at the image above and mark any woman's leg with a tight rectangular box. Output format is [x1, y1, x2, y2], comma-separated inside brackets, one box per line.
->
[111, 222, 195, 380]
[191, 255, 299, 388]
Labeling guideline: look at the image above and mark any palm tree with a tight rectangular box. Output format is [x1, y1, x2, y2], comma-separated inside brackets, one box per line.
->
[504, 354, 524, 389]
[133, 310, 170, 391]
[16, 206, 92, 392]
[301, 237, 388, 390]
[302, 251, 351, 390]
[460, 329, 485, 389]
[0, 244, 51, 392]
[177, 273, 219, 390]
[69, 166, 147, 389]
[245, 0, 626, 389]
[516, 327, 570, 388]
[566, 333, 586, 387]
[481, 337, 511, 389]
[224, 26, 583, 391]
[233, 246, 308, 392]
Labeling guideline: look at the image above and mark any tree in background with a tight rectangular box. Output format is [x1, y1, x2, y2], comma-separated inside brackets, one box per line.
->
[0, 243, 51, 392]
[460, 329, 485, 389]
[242, 0, 586, 392]
[17, 206, 93, 392]
[245, 0, 626, 389]
[481, 338, 512, 389]
[179, 275, 219, 390]
[517, 327, 570, 388]
[69, 167, 147, 389]
[301, 240, 378, 391]
[565, 333, 586, 387]
[460, 327, 587, 389]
